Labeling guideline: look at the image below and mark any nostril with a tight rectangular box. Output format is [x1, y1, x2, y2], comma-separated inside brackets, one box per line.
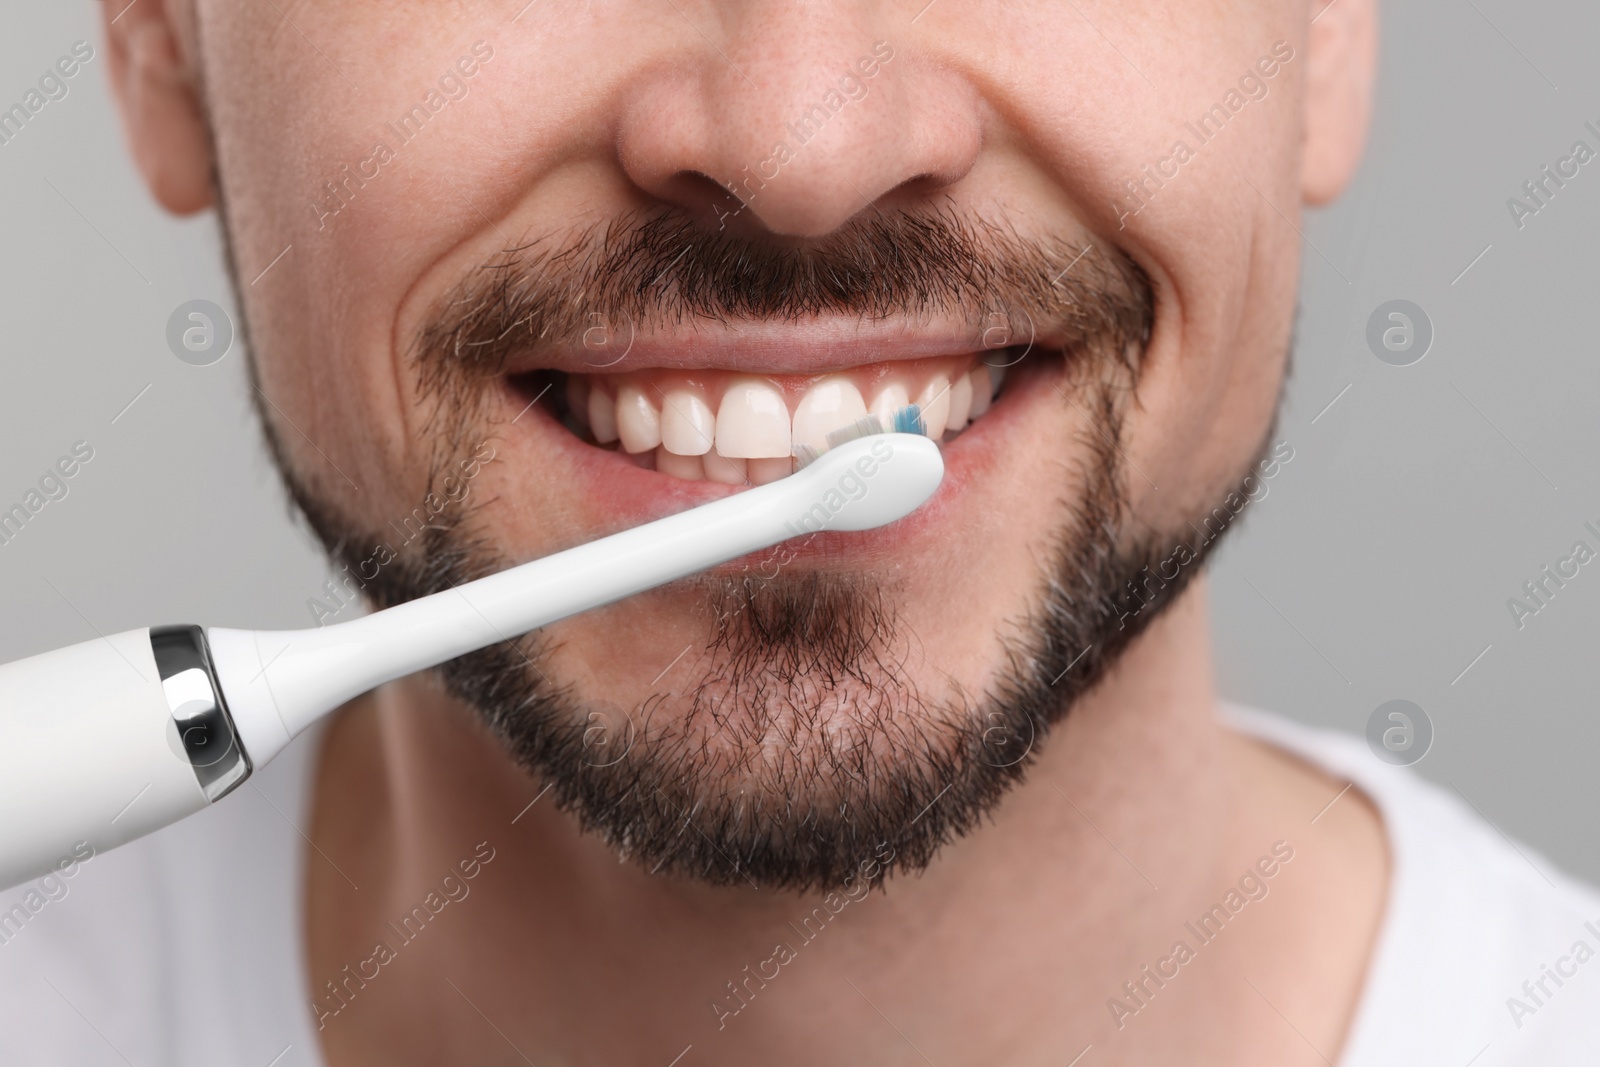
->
[878, 171, 965, 211]
[615, 42, 984, 239]
[649, 170, 744, 229]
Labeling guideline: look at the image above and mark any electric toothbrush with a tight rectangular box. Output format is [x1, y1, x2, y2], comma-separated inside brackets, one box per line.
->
[0, 430, 943, 892]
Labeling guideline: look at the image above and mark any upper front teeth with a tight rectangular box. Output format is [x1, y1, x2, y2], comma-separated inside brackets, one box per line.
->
[659, 385, 715, 456]
[792, 379, 868, 453]
[564, 359, 1004, 483]
[716, 380, 792, 458]
[868, 381, 911, 428]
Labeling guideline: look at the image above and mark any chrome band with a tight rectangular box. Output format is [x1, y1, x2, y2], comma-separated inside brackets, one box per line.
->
[150, 625, 252, 802]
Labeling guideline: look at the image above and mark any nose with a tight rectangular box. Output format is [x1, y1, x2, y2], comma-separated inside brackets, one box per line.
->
[615, 8, 982, 237]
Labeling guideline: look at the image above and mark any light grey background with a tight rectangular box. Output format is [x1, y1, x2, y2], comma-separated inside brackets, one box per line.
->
[3, 4, 1598, 878]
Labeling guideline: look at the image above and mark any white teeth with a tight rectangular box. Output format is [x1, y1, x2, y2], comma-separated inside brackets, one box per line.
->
[659, 386, 715, 456]
[917, 376, 951, 439]
[715, 380, 791, 458]
[703, 450, 748, 485]
[946, 373, 973, 433]
[587, 386, 618, 444]
[965, 366, 991, 419]
[616, 384, 662, 453]
[747, 457, 792, 485]
[655, 447, 704, 480]
[791, 378, 869, 453]
[578, 360, 1003, 477]
[867, 381, 911, 430]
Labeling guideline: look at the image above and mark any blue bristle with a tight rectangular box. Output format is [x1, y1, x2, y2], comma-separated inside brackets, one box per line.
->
[890, 404, 925, 436]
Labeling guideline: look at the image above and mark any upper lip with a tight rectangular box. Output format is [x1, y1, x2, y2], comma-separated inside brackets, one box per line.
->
[507, 314, 1037, 377]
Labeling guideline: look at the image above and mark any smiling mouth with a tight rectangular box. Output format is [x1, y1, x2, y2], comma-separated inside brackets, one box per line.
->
[511, 351, 1020, 486]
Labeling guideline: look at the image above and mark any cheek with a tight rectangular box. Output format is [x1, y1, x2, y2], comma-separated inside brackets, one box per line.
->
[974, 11, 1302, 518]
[213, 7, 501, 502]
[1097, 210, 1294, 534]
[219, 2, 683, 507]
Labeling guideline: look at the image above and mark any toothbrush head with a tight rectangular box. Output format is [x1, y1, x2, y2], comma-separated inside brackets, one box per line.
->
[791, 405, 927, 471]
[785, 430, 944, 533]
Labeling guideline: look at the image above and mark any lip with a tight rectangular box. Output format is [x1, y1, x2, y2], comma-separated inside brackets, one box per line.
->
[496, 346, 1055, 569]
[500, 312, 1042, 376]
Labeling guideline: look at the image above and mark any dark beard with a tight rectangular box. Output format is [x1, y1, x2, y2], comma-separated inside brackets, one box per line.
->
[238, 207, 1267, 891]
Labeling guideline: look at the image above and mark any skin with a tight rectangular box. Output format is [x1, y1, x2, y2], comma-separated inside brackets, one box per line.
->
[105, 0, 1385, 1063]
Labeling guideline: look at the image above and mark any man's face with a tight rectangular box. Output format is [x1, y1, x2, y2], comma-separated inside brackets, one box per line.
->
[124, 0, 1370, 888]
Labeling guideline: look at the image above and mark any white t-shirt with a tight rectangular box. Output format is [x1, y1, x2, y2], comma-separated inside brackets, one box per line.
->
[1, 707, 1597, 1065]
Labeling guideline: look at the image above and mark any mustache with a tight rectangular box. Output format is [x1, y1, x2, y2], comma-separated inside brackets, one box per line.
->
[411, 207, 1155, 386]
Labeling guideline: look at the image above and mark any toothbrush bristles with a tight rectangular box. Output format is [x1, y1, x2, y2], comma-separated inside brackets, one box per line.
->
[825, 415, 890, 451]
[888, 404, 925, 436]
[794, 406, 927, 469]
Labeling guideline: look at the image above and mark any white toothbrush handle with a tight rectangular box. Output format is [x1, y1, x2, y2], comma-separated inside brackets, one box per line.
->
[0, 433, 941, 892]
[0, 626, 249, 890]
[211, 433, 945, 762]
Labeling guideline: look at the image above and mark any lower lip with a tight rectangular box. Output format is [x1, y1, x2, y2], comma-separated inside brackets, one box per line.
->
[500, 355, 1051, 568]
